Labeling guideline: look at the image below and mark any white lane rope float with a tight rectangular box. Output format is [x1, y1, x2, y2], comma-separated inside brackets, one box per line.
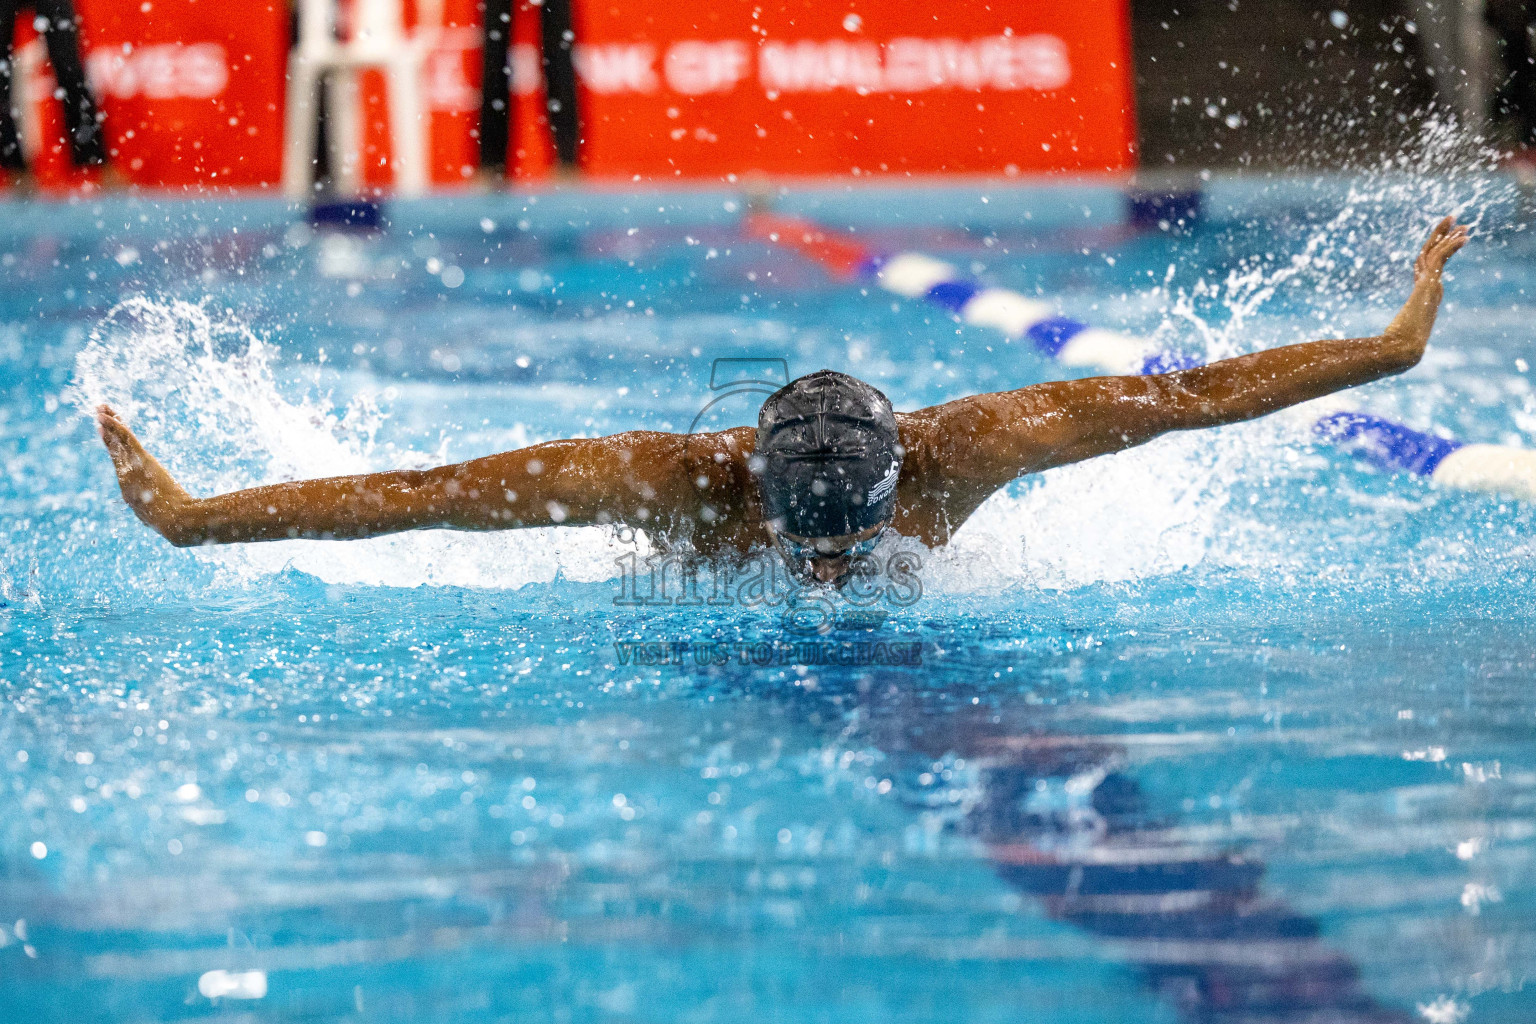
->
[745, 212, 1536, 502]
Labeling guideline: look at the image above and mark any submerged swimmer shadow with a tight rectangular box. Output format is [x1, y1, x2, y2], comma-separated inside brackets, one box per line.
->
[736, 662, 1414, 1024]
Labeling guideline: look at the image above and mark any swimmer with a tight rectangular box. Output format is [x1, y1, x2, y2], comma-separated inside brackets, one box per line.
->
[97, 217, 1469, 586]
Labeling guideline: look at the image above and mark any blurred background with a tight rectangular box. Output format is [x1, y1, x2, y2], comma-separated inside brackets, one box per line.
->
[0, 0, 1532, 195]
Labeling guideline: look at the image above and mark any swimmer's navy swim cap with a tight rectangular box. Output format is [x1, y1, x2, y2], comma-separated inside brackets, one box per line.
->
[754, 370, 903, 538]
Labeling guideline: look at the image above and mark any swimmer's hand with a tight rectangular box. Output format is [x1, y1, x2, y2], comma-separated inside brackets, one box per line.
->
[97, 405, 194, 542]
[1415, 215, 1471, 284]
[1382, 215, 1469, 361]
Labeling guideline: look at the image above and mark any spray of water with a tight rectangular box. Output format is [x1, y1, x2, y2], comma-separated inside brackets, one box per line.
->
[936, 116, 1523, 593]
[71, 298, 644, 590]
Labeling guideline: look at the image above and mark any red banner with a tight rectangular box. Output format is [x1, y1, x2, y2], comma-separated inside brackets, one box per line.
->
[13, 0, 1133, 191]
[17, 0, 287, 191]
[398, 0, 1137, 184]
[567, 0, 1135, 179]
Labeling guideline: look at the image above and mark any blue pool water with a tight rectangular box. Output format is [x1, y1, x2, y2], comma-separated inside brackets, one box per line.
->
[2, 166, 1535, 1022]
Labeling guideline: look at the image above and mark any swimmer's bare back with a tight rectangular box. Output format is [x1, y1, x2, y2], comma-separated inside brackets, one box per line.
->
[99, 218, 1467, 554]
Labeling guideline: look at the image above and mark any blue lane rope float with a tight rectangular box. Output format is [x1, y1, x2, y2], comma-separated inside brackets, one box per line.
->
[745, 212, 1536, 502]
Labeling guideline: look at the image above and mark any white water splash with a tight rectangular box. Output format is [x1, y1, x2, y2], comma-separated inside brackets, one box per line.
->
[938, 432, 1224, 590]
[65, 118, 1521, 595]
[1417, 995, 1471, 1024]
[70, 298, 642, 590]
[937, 118, 1521, 593]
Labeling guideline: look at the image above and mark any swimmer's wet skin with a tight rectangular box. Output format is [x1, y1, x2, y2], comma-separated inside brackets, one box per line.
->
[98, 217, 1469, 587]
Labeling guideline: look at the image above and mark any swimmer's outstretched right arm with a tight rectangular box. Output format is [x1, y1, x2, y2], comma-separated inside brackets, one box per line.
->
[907, 216, 1469, 516]
[96, 405, 700, 546]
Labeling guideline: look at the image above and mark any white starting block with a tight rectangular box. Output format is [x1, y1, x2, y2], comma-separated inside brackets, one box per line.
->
[282, 0, 439, 198]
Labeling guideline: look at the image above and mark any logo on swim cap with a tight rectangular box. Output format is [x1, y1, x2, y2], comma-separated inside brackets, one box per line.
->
[867, 460, 899, 505]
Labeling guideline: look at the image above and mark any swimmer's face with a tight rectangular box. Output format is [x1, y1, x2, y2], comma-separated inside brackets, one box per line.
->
[768, 521, 887, 587]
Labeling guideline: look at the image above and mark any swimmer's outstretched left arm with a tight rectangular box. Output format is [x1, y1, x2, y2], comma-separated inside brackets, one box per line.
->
[96, 405, 711, 546]
[906, 216, 1468, 519]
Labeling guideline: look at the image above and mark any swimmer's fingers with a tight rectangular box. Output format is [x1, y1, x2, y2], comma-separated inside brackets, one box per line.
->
[96, 405, 144, 466]
[1415, 218, 1452, 269]
[1436, 227, 1470, 263]
[1423, 216, 1454, 251]
[1415, 220, 1469, 281]
[95, 403, 117, 440]
[96, 408, 176, 495]
[96, 405, 136, 456]
[100, 432, 155, 513]
[1432, 226, 1469, 269]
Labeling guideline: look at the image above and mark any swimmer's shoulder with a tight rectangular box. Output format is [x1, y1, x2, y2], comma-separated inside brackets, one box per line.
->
[645, 425, 762, 549]
[889, 411, 956, 545]
[894, 410, 944, 489]
[890, 392, 1066, 545]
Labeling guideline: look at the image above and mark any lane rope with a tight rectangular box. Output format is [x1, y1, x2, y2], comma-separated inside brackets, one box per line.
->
[745, 211, 1536, 502]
